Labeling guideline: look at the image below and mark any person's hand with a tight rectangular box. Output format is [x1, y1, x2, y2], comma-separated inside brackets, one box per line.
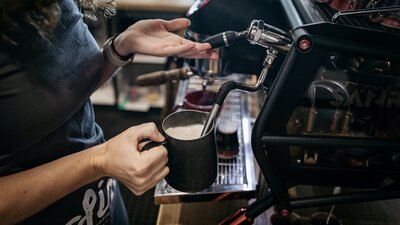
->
[113, 18, 218, 59]
[93, 123, 168, 195]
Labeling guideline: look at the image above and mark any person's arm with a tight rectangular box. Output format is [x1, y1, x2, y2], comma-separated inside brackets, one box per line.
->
[98, 18, 218, 86]
[0, 123, 168, 225]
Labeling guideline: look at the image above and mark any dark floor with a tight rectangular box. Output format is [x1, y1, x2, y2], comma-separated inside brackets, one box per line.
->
[291, 185, 400, 225]
[256, 173, 400, 225]
[94, 105, 400, 225]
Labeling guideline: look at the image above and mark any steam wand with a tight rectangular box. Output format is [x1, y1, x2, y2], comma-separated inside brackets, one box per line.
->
[201, 48, 279, 136]
[200, 20, 291, 136]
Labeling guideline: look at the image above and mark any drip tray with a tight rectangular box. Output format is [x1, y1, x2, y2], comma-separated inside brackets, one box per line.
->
[154, 75, 257, 204]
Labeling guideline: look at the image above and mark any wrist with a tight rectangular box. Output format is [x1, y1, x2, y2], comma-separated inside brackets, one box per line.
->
[102, 34, 135, 67]
[113, 33, 131, 57]
[90, 144, 108, 178]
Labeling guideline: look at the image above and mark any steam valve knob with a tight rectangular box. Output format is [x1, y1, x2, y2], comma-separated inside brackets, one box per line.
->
[202, 31, 245, 49]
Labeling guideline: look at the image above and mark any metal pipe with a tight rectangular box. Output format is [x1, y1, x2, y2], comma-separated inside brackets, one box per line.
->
[291, 189, 400, 209]
[332, 6, 400, 22]
[261, 135, 400, 150]
[200, 49, 278, 136]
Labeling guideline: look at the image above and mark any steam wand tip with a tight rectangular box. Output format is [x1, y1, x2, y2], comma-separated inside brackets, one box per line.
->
[201, 104, 220, 136]
[201, 80, 238, 136]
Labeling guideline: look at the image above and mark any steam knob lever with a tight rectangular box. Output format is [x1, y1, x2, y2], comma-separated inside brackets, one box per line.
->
[202, 31, 246, 49]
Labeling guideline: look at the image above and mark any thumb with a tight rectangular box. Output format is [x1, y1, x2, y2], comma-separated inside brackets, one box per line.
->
[161, 18, 191, 32]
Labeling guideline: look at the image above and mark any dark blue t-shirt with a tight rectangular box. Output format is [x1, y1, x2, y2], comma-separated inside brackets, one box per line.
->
[0, 0, 127, 224]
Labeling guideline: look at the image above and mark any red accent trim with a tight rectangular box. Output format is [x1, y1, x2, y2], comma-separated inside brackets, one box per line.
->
[299, 39, 311, 51]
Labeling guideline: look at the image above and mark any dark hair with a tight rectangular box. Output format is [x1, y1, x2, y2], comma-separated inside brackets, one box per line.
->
[0, 0, 116, 45]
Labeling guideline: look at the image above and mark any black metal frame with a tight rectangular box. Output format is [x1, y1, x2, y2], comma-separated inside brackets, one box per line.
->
[220, 22, 400, 224]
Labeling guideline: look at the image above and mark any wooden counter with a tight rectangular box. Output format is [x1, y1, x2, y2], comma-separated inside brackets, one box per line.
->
[156, 200, 248, 225]
[116, 0, 194, 13]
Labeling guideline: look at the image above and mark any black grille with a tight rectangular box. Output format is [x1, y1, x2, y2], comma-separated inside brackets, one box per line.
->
[306, 1, 400, 34]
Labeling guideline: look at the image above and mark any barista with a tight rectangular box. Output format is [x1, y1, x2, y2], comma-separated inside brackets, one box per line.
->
[0, 0, 216, 224]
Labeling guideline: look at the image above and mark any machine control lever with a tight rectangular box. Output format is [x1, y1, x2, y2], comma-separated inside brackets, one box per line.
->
[201, 31, 246, 49]
[135, 68, 191, 86]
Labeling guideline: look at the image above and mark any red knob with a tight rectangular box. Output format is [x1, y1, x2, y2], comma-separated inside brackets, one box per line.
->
[299, 39, 311, 51]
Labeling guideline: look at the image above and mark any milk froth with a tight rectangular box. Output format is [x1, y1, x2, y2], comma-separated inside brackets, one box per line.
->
[165, 123, 204, 140]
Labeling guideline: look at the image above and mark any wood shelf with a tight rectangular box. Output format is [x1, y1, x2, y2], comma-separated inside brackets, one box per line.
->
[116, 0, 193, 13]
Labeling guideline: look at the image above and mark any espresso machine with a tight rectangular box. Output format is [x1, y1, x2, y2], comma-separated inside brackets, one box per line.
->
[136, 0, 400, 224]
[209, 1, 400, 224]
[135, 0, 288, 205]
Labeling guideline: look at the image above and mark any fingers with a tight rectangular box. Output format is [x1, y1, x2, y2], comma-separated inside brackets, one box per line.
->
[123, 146, 169, 195]
[180, 49, 219, 59]
[141, 144, 168, 168]
[104, 123, 169, 196]
[178, 46, 219, 59]
[161, 42, 196, 56]
[137, 139, 151, 151]
[191, 42, 212, 52]
[170, 41, 215, 58]
[144, 166, 169, 193]
[147, 151, 169, 186]
[126, 166, 169, 196]
[134, 122, 165, 143]
[161, 18, 191, 32]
